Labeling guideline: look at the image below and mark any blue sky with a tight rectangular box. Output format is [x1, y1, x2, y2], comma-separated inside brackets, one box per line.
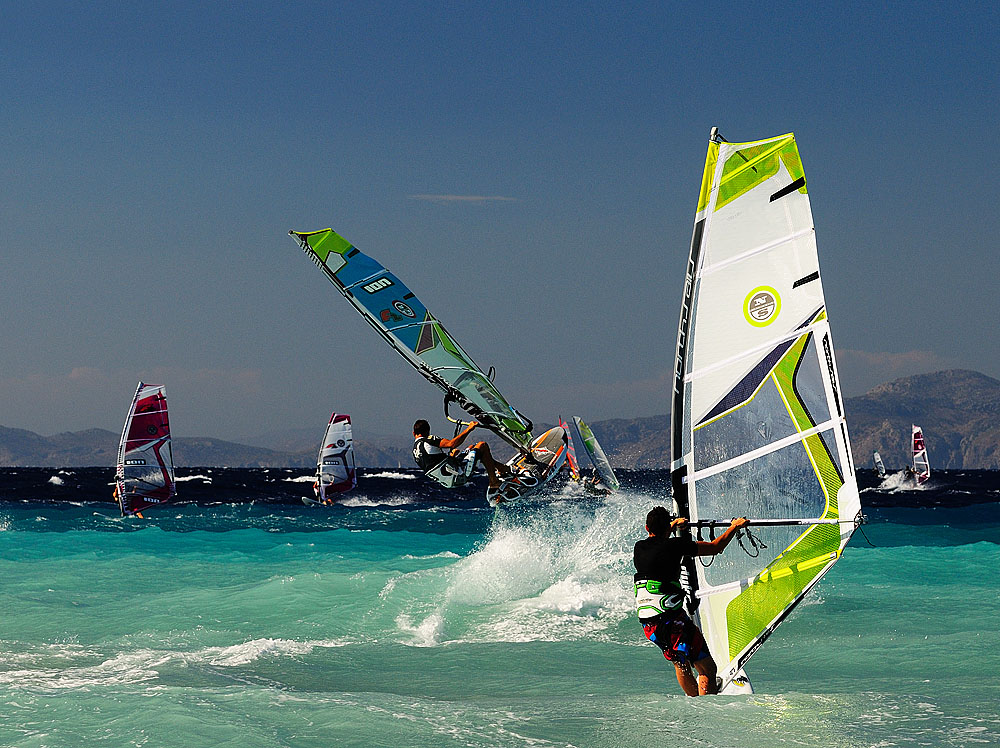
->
[2, 2, 997, 440]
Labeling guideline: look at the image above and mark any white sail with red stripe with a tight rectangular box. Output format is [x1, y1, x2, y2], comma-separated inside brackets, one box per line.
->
[115, 382, 175, 516]
[316, 413, 357, 500]
[911, 425, 930, 484]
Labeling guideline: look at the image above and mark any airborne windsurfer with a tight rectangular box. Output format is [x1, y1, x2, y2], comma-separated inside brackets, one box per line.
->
[633, 506, 748, 696]
[412, 419, 509, 492]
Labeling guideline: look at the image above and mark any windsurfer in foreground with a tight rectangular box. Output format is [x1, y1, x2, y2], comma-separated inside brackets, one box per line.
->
[633, 506, 748, 696]
[412, 419, 509, 492]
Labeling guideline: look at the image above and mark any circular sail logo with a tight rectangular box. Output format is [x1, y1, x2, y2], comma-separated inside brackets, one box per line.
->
[393, 300, 416, 318]
[744, 286, 781, 327]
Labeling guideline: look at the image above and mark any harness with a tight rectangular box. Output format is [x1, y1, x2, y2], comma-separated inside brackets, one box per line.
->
[633, 578, 684, 620]
[413, 437, 476, 488]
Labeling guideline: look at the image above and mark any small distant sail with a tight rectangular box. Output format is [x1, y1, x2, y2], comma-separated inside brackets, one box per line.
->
[669, 130, 862, 694]
[115, 382, 175, 517]
[873, 451, 886, 478]
[316, 413, 357, 500]
[572, 416, 619, 491]
[911, 425, 930, 484]
[559, 417, 581, 480]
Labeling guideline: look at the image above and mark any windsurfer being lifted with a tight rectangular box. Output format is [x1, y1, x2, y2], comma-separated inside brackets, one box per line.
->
[633, 506, 748, 696]
[412, 419, 509, 492]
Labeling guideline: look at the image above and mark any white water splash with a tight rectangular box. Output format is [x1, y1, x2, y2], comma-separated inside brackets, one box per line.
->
[866, 470, 931, 493]
[387, 492, 652, 646]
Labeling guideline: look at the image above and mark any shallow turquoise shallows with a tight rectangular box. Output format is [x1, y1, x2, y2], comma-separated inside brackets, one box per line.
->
[1, 471, 998, 748]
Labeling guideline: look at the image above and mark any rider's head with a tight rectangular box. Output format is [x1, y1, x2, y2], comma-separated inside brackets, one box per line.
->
[645, 506, 674, 536]
[413, 419, 430, 438]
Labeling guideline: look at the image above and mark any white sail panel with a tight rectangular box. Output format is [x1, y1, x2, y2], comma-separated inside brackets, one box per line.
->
[316, 413, 357, 499]
[670, 131, 861, 692]
[873, 451, 886, 477]
[912, 425, 930, 484]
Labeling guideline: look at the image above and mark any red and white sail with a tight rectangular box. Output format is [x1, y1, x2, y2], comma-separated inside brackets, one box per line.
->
[115, 382, 175, 516]
[911, 424, 930, 485]
[316, 413, 357, 501]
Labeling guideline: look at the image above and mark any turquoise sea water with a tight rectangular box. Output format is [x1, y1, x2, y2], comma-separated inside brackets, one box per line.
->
[1, 469, 998, 747]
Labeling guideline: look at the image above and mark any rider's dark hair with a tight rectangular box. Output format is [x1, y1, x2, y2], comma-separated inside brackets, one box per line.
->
[413, 419, 430, 437]
[645, 506, 674, 535]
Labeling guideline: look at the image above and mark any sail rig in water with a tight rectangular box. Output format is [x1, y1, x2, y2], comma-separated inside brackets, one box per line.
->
[572, 416, 620, 491]
[115, 382, 175, 517]
[316, 413, 357, 500]
[911, 425, 930, 484]
[873, 451, 887, 478]
[289, 229, 533, 452]
[559, 417, 581, 480]
[669, 130, 862, 694]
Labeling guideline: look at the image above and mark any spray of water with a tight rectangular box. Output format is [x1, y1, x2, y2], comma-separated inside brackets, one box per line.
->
[387, 489, 667, 646]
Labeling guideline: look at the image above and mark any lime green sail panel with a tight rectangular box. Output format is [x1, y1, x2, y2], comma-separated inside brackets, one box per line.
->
[289, 228, 533, 449]
[670, 130, 862, 693]
[715, 134, 806, 212]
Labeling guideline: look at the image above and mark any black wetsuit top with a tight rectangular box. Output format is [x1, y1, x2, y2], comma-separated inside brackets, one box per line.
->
[633, 534, 698, 585]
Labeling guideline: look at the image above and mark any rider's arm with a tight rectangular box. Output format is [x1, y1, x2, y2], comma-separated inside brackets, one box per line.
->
[690, 517, 749, 557]
[439, 421, 478, 450]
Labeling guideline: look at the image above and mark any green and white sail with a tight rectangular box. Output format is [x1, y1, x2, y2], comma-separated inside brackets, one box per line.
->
[289, 228, 533, 451]
[670, 130, 862, 693]
[572, 416, 619, 490]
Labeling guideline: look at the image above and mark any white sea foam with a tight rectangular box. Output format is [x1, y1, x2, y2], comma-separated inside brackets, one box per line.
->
[0, 638, 351, 691]
[876, 470, 930, 492]
[395, 612, 445, 647]
[283, 475, 317, 483]
[401, 551, 461, 560]
[339, 495, 413, 508]
[175, 474, 212, 483]
[199, 637, 349, 666]
[366, 471, 418, 479]
[47, 476, 64, 486]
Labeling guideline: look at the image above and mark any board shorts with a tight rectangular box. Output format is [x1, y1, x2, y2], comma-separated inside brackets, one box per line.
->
[641, 612, 709, 666]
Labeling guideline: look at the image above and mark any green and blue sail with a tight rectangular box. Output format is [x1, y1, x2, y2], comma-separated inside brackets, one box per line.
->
[290, 229, 533, 450]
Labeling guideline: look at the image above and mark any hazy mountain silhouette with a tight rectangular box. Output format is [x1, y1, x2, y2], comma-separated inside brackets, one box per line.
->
[2, 370, 998, 468]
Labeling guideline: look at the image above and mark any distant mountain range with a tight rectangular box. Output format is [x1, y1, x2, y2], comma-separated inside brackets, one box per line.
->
[2, 369, 998, 469]
[843, 369, 1000, 470]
